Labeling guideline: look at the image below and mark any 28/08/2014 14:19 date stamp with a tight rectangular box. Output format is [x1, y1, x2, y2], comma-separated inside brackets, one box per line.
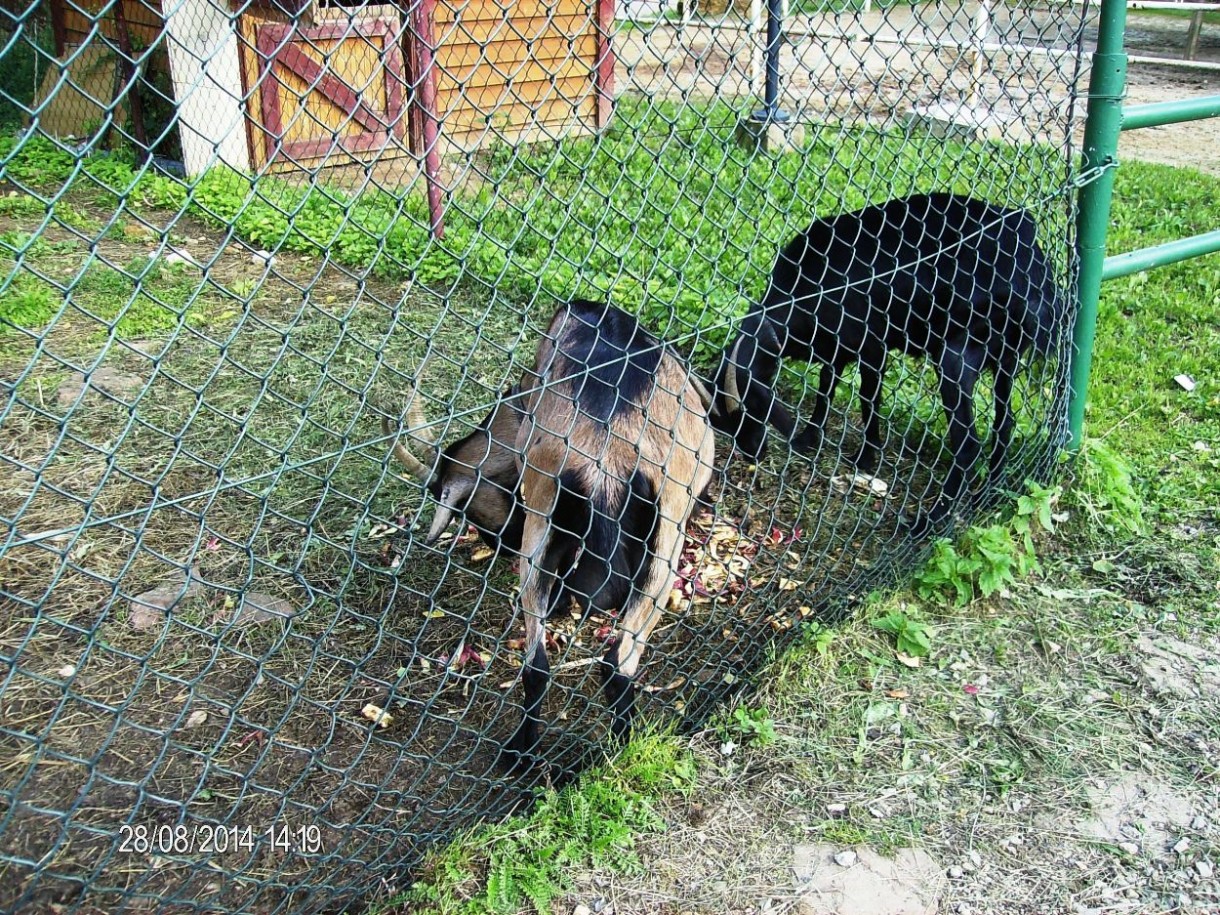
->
[118, 823, 323, 856]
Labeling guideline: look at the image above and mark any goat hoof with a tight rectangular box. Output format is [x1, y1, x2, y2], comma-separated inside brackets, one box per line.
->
[498, 742, 543, 775]
[850, 445, 881, 473]
[500, 723, 546, 774]
[901, 506, 950, 539]
[792, 429, 821, 454]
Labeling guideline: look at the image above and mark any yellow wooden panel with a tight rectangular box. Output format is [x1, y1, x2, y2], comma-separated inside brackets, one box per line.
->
[269, 35, 392, 150]
[238, 10, 411, 173]
[272, 67, 364, 151]
[433, 13, 592, 47]
[433, 0, 588, 25]
[435, 74, 592, 114]
[434, 34, 596, 85]
[434, 51, 593, 94]
[437, 93, 595, 133]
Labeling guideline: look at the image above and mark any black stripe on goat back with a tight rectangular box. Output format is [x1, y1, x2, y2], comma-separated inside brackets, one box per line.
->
[553, 466, 659, 617]
[544, 299, 663, 424]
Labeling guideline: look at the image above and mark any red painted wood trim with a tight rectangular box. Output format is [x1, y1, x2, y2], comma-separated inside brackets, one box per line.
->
[275, 43, 383, 132]
[594, 0, 615, 128]
[256, 25, 288, 164]
[412, 0, 446, 239]
[50, 0, 68, 57]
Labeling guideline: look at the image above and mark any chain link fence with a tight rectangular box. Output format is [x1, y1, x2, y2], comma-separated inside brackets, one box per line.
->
[2, 0, 1088, 911]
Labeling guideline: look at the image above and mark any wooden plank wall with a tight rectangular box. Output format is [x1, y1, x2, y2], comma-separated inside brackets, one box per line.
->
[431, 0, 601, 147]
[59, 0, 165, 49]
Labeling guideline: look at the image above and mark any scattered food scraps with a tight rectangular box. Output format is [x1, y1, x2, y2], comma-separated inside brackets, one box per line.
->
[831, 473, 890, 497]
[360, 704, 393, 729]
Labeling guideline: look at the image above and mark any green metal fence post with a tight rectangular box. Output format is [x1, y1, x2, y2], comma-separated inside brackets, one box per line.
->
[1068, 0, 1129, 451]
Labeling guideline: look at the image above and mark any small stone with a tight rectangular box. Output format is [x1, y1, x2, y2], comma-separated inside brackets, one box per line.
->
[834, 850, 857, 868]
[184, 709, 207, 729]
[252, 249, 275, 266]
[57, 664, 76, 678]
[968, 849, 982, 868]
[1119, 842, 1140, 856]
[571, 906, 592, 915]
[826, 803, 847, 817]
[1174, 838, 1191, 854]
[1191, 816, 1207, 830]
[948, 865, 964, 879]
[1195, 860, 1214, 879]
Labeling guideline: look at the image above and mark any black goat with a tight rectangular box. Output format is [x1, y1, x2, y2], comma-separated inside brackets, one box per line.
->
[711, 193, 1065, 531]
[506, 299, 716, 766]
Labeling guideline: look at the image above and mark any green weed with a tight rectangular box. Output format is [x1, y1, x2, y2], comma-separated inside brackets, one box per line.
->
[720, 705, 778, 747]
[1065, 439, 1146, 538]
[399, 734, 693, 915]
[0, 274, 59, 332]
[872, 609, 932, 657]
[915, 483, 1059, 606]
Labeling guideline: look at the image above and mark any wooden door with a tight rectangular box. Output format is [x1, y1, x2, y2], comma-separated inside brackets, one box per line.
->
[251, 17, 408, 169]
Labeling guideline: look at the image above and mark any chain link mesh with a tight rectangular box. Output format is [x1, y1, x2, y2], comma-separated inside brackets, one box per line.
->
[2, 0, 1092, 910]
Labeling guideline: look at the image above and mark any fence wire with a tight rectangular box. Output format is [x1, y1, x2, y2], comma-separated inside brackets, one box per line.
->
[2, 0, 1090, 911]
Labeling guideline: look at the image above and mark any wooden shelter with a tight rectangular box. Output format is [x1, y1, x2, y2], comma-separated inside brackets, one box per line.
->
[42, 0, 616, 189]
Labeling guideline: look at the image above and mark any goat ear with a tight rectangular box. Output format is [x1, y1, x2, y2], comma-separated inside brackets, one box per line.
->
[425, 477, 475, 544]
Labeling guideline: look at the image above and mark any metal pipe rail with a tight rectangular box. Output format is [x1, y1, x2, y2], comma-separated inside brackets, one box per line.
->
[1121, 94, 1220, 129]
[1068, 0, 1220, 450]
[1103, 229, 1220, 280]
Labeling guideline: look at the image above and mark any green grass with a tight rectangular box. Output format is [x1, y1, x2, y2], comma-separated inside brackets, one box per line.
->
[1, 100, 1065, 362]
[1087, 160, 1220, 517]
[0, 273, 59, 332]
[397, 733, 695, 915]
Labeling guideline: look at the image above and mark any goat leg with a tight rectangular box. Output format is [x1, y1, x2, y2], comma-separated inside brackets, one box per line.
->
[792, 361, 840, 454]
[987, 363, 1017, 484]
[600, 509, 687, 742]
[599, 642, 636, 744]
[502, 637, 550, 770]
[853, 349, 886, 472]
[906, 349, 983, 536]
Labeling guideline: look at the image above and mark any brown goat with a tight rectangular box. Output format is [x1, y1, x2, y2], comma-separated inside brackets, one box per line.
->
[505, 300, 716, 766]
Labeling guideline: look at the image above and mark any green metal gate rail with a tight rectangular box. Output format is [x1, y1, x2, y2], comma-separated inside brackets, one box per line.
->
[1069, 0, 1220, 449]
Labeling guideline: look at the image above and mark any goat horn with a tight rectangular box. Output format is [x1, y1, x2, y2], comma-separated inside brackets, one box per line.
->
[425, 504, 456, 544]
[724, 338, 744, 413]
[384, 383, 439, 482]
[383, 415, 432, 482]
[688, 374, 718, 418]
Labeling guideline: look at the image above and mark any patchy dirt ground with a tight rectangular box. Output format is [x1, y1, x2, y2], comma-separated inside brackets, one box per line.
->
[619, 7, 1220, 175]
[1119, 63, 1220, 177]
[558, 558, 1220, 915]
